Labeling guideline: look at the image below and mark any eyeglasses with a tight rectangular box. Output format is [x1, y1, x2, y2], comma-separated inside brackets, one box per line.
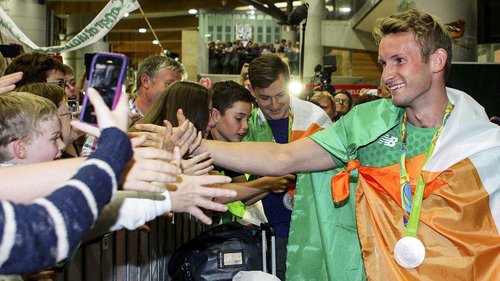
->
[333, 98, 350, 105]
[48, 81, 68, 89]
[59, 111, 72, 117]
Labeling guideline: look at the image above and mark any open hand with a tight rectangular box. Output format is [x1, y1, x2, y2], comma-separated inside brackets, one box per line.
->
[167, 174, 236, 224]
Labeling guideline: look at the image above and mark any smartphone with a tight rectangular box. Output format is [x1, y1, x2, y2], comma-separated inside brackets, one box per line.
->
[68, 100, 79, 113]
[0, 44, 22, 58]
[79, 52, 128, 125]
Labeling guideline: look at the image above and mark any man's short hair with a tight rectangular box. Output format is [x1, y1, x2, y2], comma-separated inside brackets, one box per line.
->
[0, 92, 58, 162]
[63, 64, 74, 76]
[4, 52, 66, 87]
[248, 54, 290, 90]
[210, 81, 254, 116]
[135, 55, 187, 89]
[372, 9, 452, 77]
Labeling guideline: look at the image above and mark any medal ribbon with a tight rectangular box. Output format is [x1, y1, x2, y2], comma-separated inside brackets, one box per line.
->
[400, 101, 453, 237]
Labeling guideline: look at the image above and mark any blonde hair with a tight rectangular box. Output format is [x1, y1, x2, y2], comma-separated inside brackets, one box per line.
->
[0, 92, 58, 162]
[310, 91, 335, 105]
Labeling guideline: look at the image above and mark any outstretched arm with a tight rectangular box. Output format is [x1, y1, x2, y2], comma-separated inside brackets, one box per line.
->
[198, 137, 336, 176]
[215, 174, 295, 204]
[0, 88, 132, 274]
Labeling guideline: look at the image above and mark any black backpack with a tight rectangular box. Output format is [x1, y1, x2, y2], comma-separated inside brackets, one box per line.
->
[168, 222, 269, 281]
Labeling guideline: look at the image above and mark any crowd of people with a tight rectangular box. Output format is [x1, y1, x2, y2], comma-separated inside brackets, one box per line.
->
[207, 38, 300, 75]
[0, 9, 498, 281]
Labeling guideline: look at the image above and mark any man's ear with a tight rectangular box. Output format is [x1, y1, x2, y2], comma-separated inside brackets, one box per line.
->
[140, 74, 151, 89]
[12, 139, 28, 159]
[430, 48, 447, 73]
[247, 83, 256, 98]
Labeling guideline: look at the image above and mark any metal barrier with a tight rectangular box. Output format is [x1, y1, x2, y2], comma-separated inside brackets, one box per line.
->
[56, 214, 208, 281]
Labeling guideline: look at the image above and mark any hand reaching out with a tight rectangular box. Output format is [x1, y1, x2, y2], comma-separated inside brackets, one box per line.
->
[167, 174, 236, 225]
[0, 72, 22, 94]
[132, 111, 201, 156]
[259, 174, 296, 193]
[121, 137, 182, 192]
[181, 152, 214, 175]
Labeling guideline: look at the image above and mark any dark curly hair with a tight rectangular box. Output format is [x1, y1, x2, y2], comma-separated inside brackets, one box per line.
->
[4, 52, 66, 87]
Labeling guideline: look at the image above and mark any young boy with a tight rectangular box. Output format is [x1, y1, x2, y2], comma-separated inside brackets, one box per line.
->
[0, 92, 65, 166]
[208, 80, 294, 221]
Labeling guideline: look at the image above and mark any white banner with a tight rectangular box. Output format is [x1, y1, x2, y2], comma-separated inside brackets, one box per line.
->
[0, 0, 139, 53]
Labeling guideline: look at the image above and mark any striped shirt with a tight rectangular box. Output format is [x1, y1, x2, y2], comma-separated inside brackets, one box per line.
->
[0, 128, 132, 274]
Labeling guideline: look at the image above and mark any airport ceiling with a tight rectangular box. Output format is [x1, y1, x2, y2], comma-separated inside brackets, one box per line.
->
[46, 0, 289, 64]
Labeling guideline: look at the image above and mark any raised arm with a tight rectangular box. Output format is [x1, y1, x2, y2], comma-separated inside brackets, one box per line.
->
[0, 88, 132, 274]
[198, 137, 336, 176]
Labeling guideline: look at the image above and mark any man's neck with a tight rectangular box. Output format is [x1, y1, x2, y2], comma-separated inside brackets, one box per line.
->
[405, 88, 449, 128]
[134, 89, 150, 114]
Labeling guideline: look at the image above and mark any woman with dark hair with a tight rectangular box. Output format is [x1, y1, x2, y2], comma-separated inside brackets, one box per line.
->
[135, 81, 216, 137]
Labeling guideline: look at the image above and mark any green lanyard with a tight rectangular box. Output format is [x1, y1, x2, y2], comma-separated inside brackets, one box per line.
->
[399, 101, 453, 237]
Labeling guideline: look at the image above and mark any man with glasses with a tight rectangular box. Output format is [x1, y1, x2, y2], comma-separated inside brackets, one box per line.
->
[4, 52, 66, 88]
[332, 89, 353, 121]
[63, 64, 81, 102]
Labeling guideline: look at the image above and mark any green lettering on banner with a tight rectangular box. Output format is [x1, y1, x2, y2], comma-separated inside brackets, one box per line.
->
[80, 32, 90, 41]
[105, 13, 117, 23]
[111, 7, 121, 16]
[70, 37, 82, 46]
[0, 0, 139, 52]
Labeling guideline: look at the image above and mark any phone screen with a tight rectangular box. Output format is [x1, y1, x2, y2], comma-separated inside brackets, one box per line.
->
[80, 53, 128, 124]
[68, 100, 79, 113]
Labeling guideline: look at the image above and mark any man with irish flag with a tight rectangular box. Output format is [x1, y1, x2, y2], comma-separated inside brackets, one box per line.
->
[231, 54, 332, 280]
[196, 9, 499, 280]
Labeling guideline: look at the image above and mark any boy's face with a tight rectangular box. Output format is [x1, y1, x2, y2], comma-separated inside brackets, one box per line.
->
[24, 117, 65, 163]
[215, 101, 252, 142]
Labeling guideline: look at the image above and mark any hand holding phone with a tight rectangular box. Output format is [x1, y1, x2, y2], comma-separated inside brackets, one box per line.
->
[80, 52, 128, 125]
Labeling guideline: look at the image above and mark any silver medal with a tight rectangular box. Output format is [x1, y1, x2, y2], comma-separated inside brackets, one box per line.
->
[282, 192, 293, 210]
[394, 236, 425, 268]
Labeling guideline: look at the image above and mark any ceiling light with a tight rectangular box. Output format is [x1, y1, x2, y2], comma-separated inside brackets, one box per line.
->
[139, 28, 147, 33]
[275, 1, 302, 8]
[152, 40, 159, 45]
[339, 7, 351, 13]
[123, 12, 129, 17]
[188, 9, 198, 15]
